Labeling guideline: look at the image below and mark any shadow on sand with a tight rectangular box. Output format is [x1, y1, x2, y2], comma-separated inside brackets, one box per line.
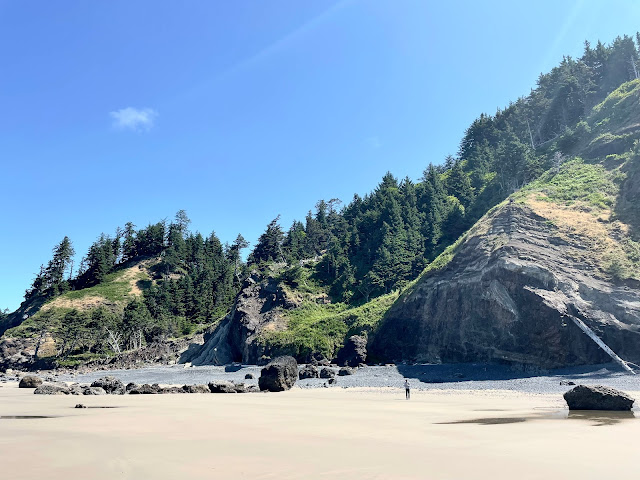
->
[395, 362, 629, 384]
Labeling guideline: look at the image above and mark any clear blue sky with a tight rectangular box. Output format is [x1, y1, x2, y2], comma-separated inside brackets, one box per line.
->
[1, 0, 639, 311]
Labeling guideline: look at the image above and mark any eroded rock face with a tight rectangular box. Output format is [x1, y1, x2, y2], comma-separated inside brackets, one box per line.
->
[370, 204, 640, 369]
[259, 356, 298, 392]
[183, 273, 296, 366]
[564, 385, 635, 410]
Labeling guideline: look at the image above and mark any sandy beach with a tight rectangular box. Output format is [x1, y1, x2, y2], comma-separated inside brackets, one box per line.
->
[1, 383, 639, 479]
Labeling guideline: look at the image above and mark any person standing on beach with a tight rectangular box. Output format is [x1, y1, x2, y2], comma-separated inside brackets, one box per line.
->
[404, 379, 410, 400]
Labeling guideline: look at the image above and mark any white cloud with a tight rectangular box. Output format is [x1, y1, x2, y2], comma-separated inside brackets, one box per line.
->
[110, 107, 158, 132]
[365, 136, 382, 149]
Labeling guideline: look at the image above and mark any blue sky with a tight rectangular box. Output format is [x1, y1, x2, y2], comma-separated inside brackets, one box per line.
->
[1, 0, 639, 311]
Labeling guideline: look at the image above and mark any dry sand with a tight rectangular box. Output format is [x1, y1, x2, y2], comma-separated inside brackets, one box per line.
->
[0, 384, 638, 479]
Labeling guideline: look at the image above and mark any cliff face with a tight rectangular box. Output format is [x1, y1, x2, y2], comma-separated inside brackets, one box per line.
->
[370, 202, 640, 368]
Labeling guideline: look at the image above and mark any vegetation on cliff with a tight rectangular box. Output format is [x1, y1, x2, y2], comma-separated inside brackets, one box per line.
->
[4, 33, 640, 366]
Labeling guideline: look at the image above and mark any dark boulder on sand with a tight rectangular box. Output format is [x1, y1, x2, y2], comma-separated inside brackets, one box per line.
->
[19, 375, 43, 388]
[338, 367, 356, 376]
[564, 385, 635, 411]
[320, 367, 335, 379]
[182, 384, 210, 394]
[299, 364, 319, 379]
[91, 376, 125, 395]
[259, 356, 298, 392]
[34, 383, 70, 395]
[129, 383, 160, 394]
[82, 386, 106, 395]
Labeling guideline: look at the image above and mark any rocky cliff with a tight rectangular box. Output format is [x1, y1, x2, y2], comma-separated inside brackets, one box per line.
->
[370, 199, 640, 368]
[182, 272, 295, 365]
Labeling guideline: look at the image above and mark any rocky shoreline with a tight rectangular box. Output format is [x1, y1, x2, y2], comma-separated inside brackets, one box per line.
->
[3, 361, 640, 396]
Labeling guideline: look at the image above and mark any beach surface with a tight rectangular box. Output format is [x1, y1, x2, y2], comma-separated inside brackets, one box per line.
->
[1, 383, 639, 479]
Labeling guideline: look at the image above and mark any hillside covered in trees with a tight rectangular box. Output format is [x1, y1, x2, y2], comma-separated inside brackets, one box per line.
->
[2, 33, 640, 369]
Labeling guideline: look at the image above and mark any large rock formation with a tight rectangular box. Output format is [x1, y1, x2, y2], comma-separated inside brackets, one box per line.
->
[370, 203, 640, 368]
[182, 273, 296, 365]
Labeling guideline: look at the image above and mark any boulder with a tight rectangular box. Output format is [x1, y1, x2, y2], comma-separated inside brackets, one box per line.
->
[258, 356, 298, 392]
[82, 386, 107, 395]
[338, 367, 356, 376]
[208, 380, 238, 393]
[34, 383, 70, 395]
[125, 382, 138, 392]
[336, 335, 367, 367]
[159, 386, 184, 394]
[564, 385, 635, 411]
[19, 375, 43, 388]
[245, 373, 255, 379]
[91, 376, 125, 395]
[328, 378, 337, 385]
[182, 384, 211, 394]
[320, 367, 335, 379]
[299, 364, 319, 379]
[129, 383, 160, 394]
[75, 404, 87, 408]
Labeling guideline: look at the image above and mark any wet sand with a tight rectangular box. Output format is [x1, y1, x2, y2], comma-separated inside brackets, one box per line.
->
[0, 384, 638, 479]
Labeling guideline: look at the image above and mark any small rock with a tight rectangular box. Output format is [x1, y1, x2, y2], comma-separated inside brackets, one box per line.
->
[75, 404, 87, 409]
[19, 376, 43, 388]
[299, 364, 319, 379]
[320, 367, 335, 379]
[208, 380, 238, 393]
[182, 384, 210, 394]
[91, 376, 125, 395]
[34, 383, 70, 395]
[560, 380, 576, 386]
[245, 373, 255, 380]
[82, 386, 107, 395]
[338, 367, 356, 376]
[328, 378, 337, 385]
[128, 383, 160, 394]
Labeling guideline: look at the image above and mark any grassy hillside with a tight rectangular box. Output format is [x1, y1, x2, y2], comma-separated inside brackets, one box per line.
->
[253, 80, 640, 359]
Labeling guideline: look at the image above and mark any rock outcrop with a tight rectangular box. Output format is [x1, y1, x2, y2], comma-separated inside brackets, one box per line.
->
[336, 335, 367, 367]
[182, 273, 296, 365]
[564, 385, 635, 410]
[259, 356, 298, 392]
[370, 203, 640, 369]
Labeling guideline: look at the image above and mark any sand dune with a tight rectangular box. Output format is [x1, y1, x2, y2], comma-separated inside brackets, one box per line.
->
[0, 384, 638, 479]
